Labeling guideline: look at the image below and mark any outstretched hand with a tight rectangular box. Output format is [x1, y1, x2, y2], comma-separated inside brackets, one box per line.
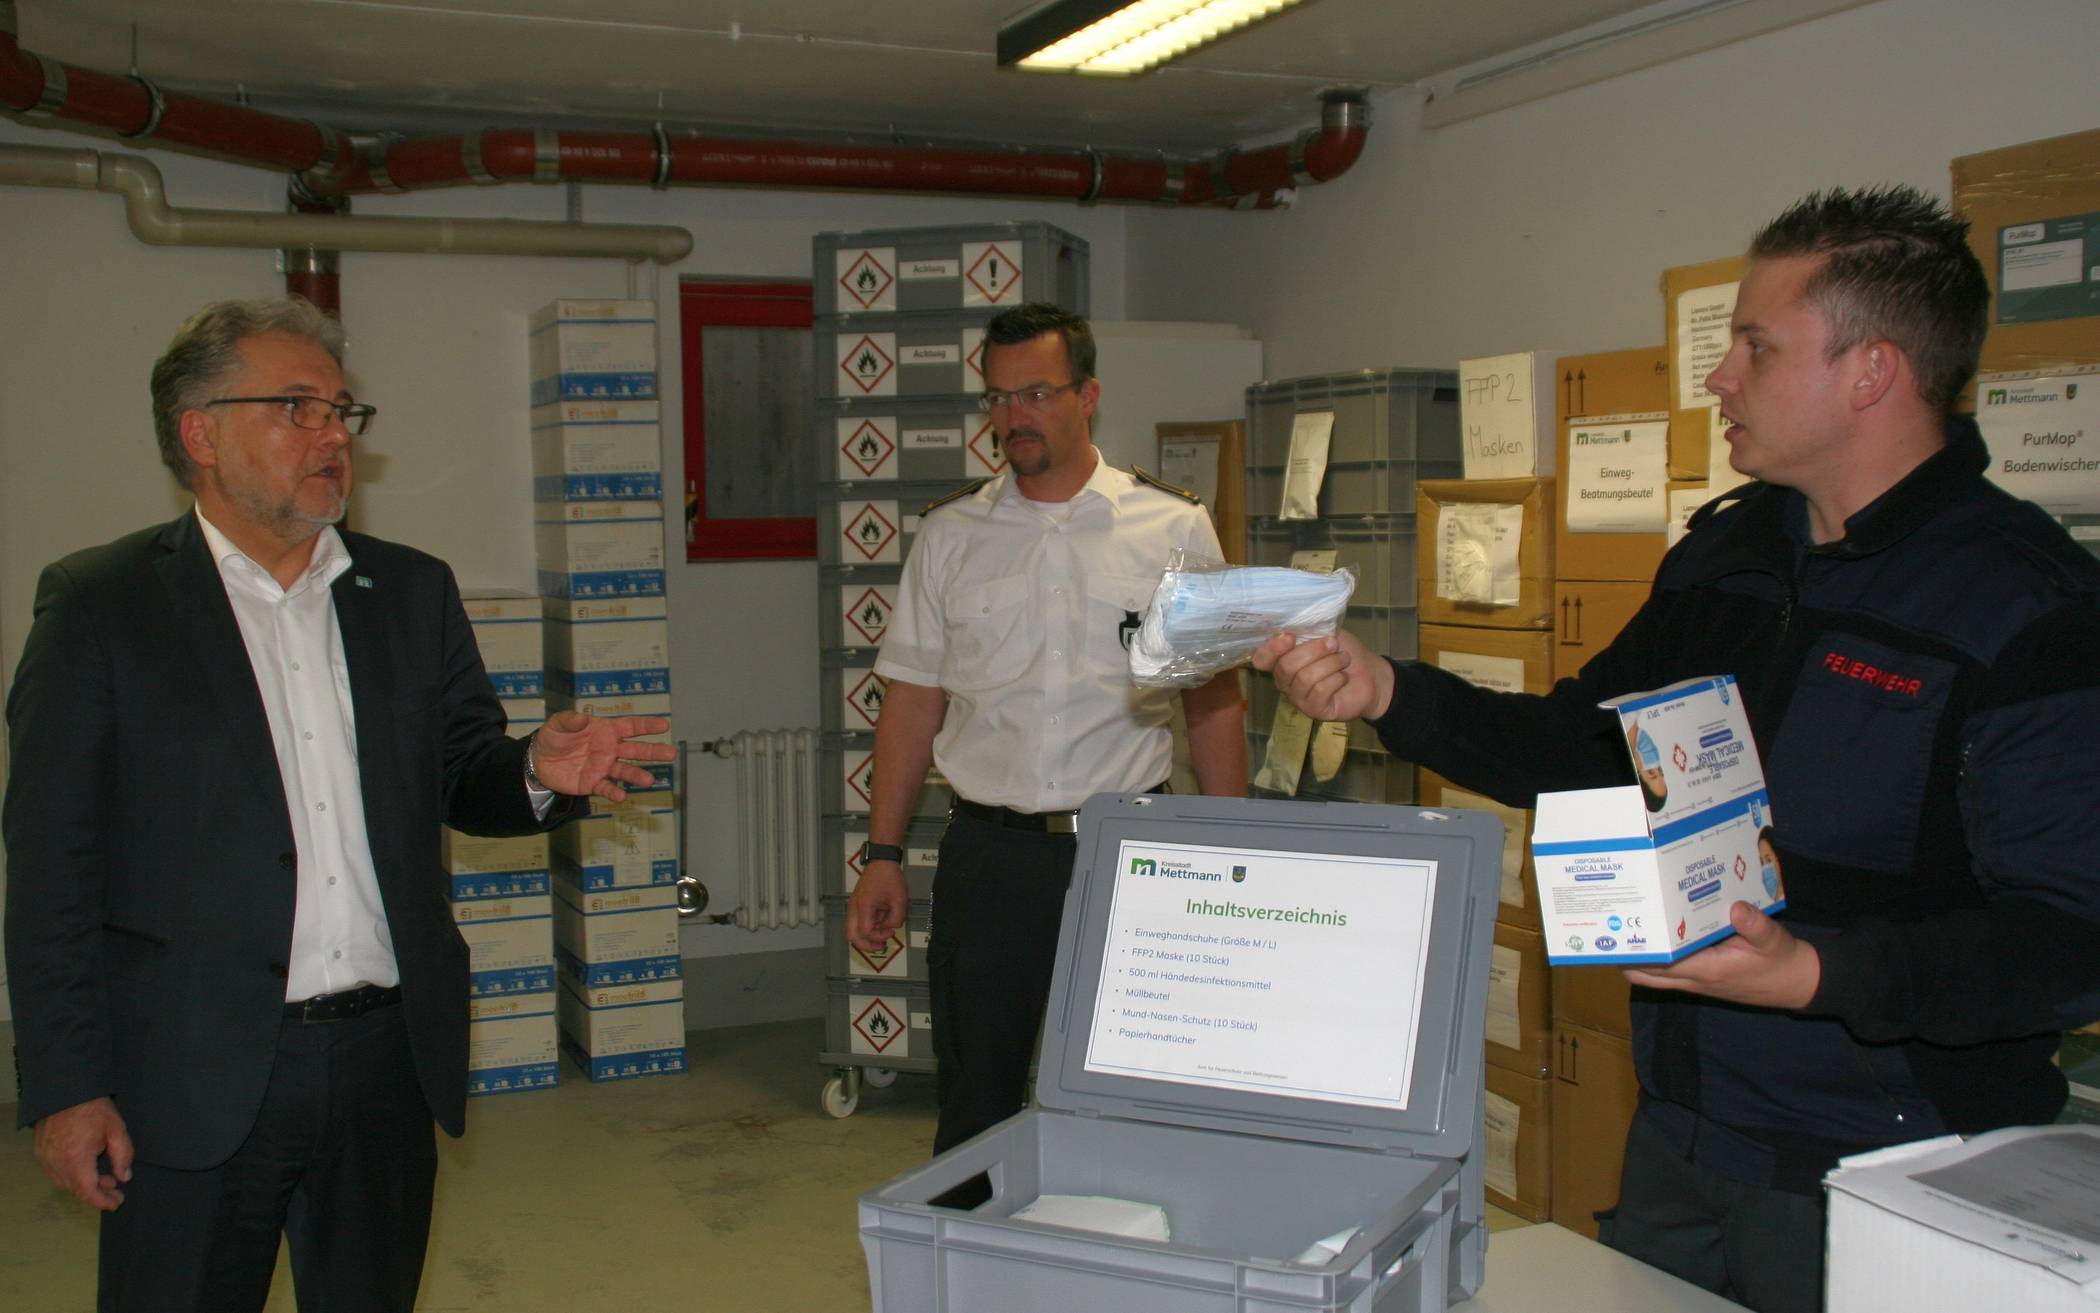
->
[1249, 630, 1394, 723]
[530, 709, 677, 802]
[1623, 901, 1821, 1010]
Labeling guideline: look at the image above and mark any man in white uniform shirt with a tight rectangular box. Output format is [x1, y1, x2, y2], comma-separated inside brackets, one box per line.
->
[4, 298, 674, 1311]
[847, 303, 1247, 1152]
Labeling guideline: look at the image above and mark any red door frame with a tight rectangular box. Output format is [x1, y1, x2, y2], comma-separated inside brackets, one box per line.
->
[680, 278, 816, 560]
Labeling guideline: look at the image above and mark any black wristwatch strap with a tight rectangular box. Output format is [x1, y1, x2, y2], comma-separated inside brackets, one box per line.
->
[860, 841, 904, 865]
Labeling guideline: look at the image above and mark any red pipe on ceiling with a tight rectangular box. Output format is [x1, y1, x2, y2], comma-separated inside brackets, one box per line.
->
[0, 19, 1366, 209]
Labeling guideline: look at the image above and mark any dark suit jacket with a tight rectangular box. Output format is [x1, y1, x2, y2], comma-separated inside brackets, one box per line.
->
[4, 513, 581, 1169]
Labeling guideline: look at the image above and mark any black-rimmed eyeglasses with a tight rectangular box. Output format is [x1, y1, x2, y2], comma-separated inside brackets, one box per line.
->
[205, 395, 376, 436]
[980, 382, 1083, 413]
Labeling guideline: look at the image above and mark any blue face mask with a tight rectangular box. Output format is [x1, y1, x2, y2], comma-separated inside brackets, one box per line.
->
[1761, 859, 1781, 901]
[1636, 728, 1661, 769]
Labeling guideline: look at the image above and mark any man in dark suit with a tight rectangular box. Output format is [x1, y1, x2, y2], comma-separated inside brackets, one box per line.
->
[3, 297, 675, 1311]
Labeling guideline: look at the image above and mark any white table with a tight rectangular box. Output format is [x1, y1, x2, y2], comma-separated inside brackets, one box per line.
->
[1459, 1224, 1745, 1311]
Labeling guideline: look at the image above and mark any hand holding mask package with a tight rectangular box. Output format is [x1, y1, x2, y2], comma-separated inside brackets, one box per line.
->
[1128, 549, 1357, 687]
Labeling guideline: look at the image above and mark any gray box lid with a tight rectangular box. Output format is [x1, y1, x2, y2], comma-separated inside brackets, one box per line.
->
[1036, 792, 1500, 1162]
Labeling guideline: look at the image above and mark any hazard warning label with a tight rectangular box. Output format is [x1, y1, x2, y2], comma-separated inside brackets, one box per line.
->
[836, 417, 897, 479]
[967, 416, 1007, 475]
[837, 334, 897, 396]
[842, 832, 867, 891]
[851, 996, 908, 1054]
[841, 502, 899, 563]
[851, 931, 906, 976]
[845, 668, 887, 729]
[844, 753, 876, 812]
[842, 585, 894, 646]
[963, 241, 1022, 306]
[963, 326, 987, 385]
[835, 247, 896, 312]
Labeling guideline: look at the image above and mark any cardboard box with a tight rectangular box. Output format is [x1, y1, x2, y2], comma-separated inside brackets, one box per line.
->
[1418, 624, 1553, 697]
[531, 399, 663, 503]
[1487, 922, 1551, 1078]
[1459, 351, 1563, 478]
[1952, 128, 2100, 382]
[1533, 676, 1779, 966]
[458, 911, 555, 996]
[441, 828, 549, 878]
[1484, 1065, 1551, 1223]
[1420, 770, 1538, 930]
[551, 794, 679, 889]
[466, 1005, 560, 1096]
[447, 867, 549, 903]
[1551, 962, 1631, 1040]
[500, 697, 547, 734]
[1157, 420, 1247, 564]
[551, 874, 681, 986]
[528, 299, 657, 407]
[1554, 347, 1669, 430]
[1557, 413, 1672, 582]
[556, 970, 688, 1082]
[1974, 367, 2100, 514]
[533, 518, 666, 599]
[1549, 1022, 1638, 1240]
[542, 597, 671, 698]
[1416, 478, 1555, 630]
[1550, 580, 1649, 683]
[1663, 256, 1746, 480]
[451, 891, 551, 927]
[463, 591, 545, 696]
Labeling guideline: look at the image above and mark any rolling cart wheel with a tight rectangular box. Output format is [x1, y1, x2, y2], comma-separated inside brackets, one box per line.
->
[821, 1068, 861, 1119]
[863, 1067, 898, 1089]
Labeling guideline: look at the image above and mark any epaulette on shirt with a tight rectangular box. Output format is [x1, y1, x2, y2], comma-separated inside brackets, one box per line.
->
[1129, 466, 1202, 504]
[919, 479, 990, 516]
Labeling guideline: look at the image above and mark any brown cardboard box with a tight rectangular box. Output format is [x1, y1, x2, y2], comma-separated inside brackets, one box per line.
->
[1953, 128, 2100, 383]
[1416, 478, 1555, 630]
[1417, 624, 1554, 695]
[1157, 420, 1247, 564]
[1554, 346, 1669, 430]
[1557, 411, 1672, 582]
[1487, 922, 1552, 1078]
[1550, 580, 1650, 683]
[1419, 770, 1539, 929]
[1485, 1065, 1552, 1223]
[1550, 1023, 1640, 1240]
[1663, 256, 1746, 481]
[1551, 963, 1632, 1039]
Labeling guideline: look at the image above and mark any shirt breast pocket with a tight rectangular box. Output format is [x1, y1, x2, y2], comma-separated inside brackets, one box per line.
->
[1766, 636, 1953, 871]
[941, 575, 1032, 693]
[1086, 574, 1155, 680]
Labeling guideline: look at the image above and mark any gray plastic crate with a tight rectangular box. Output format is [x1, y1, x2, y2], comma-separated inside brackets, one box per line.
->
[818, 397, 1010, 486]
[816, 481, 969, 568]
[1247, 369, 1462, 469]
[815, 222, 1089, 318]
[825, 818, 946, 898]
[823, 735, 955, 821]
[822, 568, 904, 655]
[817, 312, 994, 401]
[823, 977, 936, 1072]
[1248, 514, 1418, 609]
[1249, 459, 1462, 519]
[824, 895, 931, 983]
[858, 794, 1499, 1313]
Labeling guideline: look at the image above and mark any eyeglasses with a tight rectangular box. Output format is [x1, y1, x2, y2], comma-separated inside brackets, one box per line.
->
[204, 395, 376, 436]
[979, 381, 1083, 413]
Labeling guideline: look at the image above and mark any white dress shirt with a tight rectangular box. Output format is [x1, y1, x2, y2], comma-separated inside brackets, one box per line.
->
[874, 455, 1223, 812]
[197, 509, 395, 1001]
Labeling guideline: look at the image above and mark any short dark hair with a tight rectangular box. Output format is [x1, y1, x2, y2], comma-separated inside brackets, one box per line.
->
[983, 302, 1095, 383]
[1748, 186, 1988, 414]
[150, 297, 345, 489]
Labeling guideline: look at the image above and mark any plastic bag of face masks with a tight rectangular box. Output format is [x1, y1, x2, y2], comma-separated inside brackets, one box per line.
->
[1128, 549, 1357, 687]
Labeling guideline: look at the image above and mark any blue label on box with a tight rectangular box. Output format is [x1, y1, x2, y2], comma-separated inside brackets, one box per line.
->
[469, 964, 557, 996]
[562, 1038, 687, 1083]
[536, 569, 666, 600]
[534, 471, 664, 502]
[449, 869, 552, 901]
[488, 670, 545, 698]
[468, 1061, 560, 1096]
[530, 372, 658, 408]
[552, 852, 680, 891]
[548, 666, 672, 698]
[554, 946, 682, 987]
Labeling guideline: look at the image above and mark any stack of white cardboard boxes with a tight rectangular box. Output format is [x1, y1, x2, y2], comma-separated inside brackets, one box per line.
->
[530, 299, 686, 1083]
[446, 594, 557, 1096]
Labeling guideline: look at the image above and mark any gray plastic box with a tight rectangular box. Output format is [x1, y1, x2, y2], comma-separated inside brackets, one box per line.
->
[817, 396, 1009, 486]
[859, 793, 1500, 1313]
[1246, 370, 1463, 518]
[815, 482, 965, 569]
[814, 222, 1089, 318]
[1247, 514, 1419, 609]
[816, 313, 993, 401]
[824, 977, 935, 1073]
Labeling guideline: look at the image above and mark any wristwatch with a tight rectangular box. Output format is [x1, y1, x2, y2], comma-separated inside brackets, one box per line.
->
[859, 840, 904, 865]
[523, 729, 549, 793]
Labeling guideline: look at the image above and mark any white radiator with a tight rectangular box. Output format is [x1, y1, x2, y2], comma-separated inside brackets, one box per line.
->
[710, 729, 823, 930]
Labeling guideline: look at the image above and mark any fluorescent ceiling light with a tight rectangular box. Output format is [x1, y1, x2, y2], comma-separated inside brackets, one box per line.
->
[998, 0, 1307, 77]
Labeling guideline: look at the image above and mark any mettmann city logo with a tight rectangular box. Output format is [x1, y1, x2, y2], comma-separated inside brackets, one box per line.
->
[1129, 858, 1157, 877]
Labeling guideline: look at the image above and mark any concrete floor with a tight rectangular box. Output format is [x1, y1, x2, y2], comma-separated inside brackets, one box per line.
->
[2, 1018, 1527, 1310]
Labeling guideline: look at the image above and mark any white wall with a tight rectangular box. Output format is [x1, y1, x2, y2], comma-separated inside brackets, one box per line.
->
[0, 114, 1129, 1018]
[1125, 0, 2100, 380]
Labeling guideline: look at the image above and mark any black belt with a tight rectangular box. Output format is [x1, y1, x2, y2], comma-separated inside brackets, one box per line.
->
[953, 783, 1169, 835]
[286, 982, 401, 1024]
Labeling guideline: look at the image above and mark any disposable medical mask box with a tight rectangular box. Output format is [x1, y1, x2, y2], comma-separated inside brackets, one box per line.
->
[1531, 674, 1783, 966]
